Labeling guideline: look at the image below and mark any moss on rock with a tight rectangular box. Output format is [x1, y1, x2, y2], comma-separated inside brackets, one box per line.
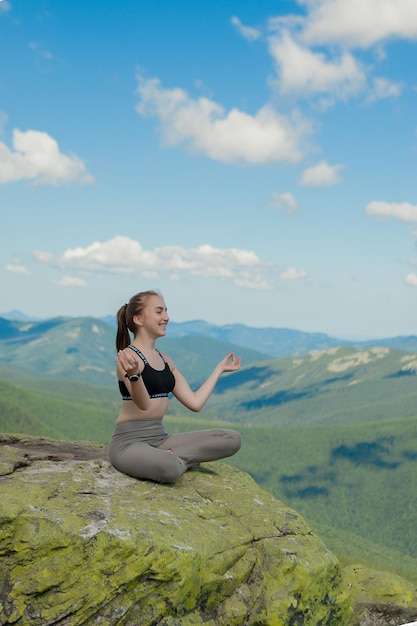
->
[342, 564, 417, 625]
[0, 434, 352, 625]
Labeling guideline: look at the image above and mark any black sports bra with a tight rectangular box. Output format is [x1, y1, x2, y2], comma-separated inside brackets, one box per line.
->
[118, 345, 176, 400]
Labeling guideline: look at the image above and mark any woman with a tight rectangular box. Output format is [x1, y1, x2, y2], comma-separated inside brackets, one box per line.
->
[109, 290, 242, 483]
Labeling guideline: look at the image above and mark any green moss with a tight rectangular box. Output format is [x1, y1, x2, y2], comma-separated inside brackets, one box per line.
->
[343, 564, 417, 606]
[0, 438, 354, 625]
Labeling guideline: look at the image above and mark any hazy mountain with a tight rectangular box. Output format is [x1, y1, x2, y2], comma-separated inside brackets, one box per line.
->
[101, 315, 347, 357]
[1, 313, 416, 430]
[170, 345, 417, 427]
[1, 315, 417, 389]
[0, 310, 40, 322]
[0, 316, 270, 387]
[104, 316, 417, 357]
[3, 314, 416, 432]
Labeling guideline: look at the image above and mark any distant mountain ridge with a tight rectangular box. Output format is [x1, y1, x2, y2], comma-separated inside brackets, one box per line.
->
[0, 315, 270, 388]
[101, 314, 354, 356]
[1, 315, 417, 430]
[42, 312, 417, 357]
[0, 310, 41, 322]
[2, 312, 417, 362]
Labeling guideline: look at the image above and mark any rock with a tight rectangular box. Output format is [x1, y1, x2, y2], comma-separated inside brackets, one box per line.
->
[342, 564, 417, 626]
[0, 433, 352, 625]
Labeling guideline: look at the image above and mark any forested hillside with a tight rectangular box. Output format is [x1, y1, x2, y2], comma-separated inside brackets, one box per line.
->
[2, 315, 417, 388]
[0, 316, 269, 387]
[1, 315, 417, 583]
[170, 345, 417, 427]
[231, 416, 417, 579]
[1, 367, 417, 583]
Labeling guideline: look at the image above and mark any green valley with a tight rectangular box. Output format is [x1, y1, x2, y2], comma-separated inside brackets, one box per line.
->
[1, 315, 417, 584]
[1, 373, 417, 584]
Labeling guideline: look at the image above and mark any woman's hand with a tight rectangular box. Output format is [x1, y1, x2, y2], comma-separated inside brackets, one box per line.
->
[117, 348, 142, 377]
[217, 353, 241, 374]
[169, 352, 241, 412]
[116, 348, 150, 411]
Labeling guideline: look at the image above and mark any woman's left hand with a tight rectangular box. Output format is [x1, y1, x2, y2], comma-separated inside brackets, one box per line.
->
[218, 352, 241, 373]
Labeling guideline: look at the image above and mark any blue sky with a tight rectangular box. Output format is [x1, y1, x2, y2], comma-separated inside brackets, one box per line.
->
[1, 0, 417, 338]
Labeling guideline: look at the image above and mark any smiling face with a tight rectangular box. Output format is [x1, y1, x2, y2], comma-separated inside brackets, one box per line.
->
[133, 294, 169, 338]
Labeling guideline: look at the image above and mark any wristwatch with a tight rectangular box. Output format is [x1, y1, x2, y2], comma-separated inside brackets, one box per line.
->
[125, 373, 141, 382]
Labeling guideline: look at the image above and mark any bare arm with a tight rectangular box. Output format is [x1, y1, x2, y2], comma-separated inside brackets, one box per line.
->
[170, 352, 241, 412]
[116, 349, 151, 411]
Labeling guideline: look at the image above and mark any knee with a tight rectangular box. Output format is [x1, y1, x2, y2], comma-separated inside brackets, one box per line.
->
[231, 430, 242, 453]
[156, 455, 187, 484]
[223, 429, 241, 455]
[157, 468, 181, 484]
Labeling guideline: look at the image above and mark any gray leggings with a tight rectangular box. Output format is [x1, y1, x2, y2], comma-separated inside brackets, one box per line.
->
[108, 419, 241, 483]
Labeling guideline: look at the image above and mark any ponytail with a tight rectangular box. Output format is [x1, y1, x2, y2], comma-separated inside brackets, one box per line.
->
[115, 304, 130, 351]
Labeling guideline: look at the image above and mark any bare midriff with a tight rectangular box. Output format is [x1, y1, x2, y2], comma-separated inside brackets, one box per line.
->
[116, 396, 169, 423]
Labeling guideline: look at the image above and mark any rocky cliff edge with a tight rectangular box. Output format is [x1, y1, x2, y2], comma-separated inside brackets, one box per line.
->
[0, 433, 407, 625]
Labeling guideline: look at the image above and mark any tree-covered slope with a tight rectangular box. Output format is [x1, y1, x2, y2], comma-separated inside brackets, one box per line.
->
[1, 374, 417, 582]
[231, 417, 417, 563]
[0, 378, 118, 441]
[2, 315, 417, 390]
[196, 346, 417, 426]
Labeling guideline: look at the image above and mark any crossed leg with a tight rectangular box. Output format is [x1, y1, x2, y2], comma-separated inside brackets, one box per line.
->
[158, 428, 241, 468]
[111, 428, 241, 484]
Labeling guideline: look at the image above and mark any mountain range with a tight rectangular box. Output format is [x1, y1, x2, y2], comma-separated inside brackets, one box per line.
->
[1, 312, 417, 582]
[1, 311, 417, 367]
[1, 312, 417, 428]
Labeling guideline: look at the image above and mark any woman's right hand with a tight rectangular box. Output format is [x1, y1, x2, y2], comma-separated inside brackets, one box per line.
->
[117, 348, 142, 378]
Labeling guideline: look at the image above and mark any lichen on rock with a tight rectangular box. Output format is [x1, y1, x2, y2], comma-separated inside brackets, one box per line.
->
[342, 564, 417, 626]
[0, 434, 352, 625]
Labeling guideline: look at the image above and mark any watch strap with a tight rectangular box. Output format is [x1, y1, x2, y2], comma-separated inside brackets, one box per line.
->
[125, 372, 141, 381]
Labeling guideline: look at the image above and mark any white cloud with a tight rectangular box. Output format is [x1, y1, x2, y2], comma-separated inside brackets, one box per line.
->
[405, 273, 417, 286]
[0, 129, 94, 186]
[29, 42, 54, 61]
[365, 201, 417, 222]
[269, 192, 298, 213]
[33, 251, 53, 263]
[269, 30, 366, 99]
[34, 235, 275, 289]
[5, 263, 31, 275]
[234, 274, 272, 290]
[367, 204, 417, 288]
[136, 75, 311, 164]
[366, 77, 402, 102]
[300, 160, 344, 186]
[231, 16, 261, 42]
[265, 1, 413, 104]
[299, 0, 417, 48]
[55, 276, 87, 287]
[136, 2, 414, 168]
[0, 1, 11, 14]
[280, 266, 307, 280]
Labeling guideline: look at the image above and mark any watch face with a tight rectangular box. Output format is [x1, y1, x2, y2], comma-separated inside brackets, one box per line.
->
[129, 374, 139, 381]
